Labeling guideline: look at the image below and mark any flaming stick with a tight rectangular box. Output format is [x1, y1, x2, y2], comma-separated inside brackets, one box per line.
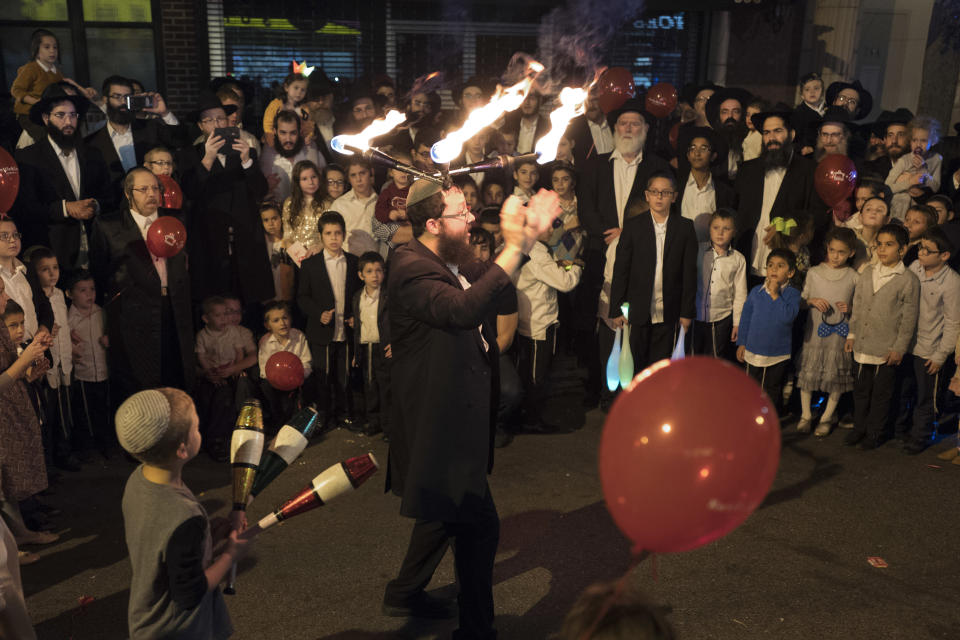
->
[430, 61, 544, 165]
[534, 87, 588, 164]
[330, 110, 406, 156]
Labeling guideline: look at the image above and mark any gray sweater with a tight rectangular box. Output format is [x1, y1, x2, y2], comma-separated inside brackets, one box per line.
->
[849, 264, 920, 358]
[122, 466, 232, 640]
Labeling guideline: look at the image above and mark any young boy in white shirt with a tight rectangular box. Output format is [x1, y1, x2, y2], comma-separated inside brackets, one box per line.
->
[67, 271, 112, 456]
[350, 252, 390, 438]
[515, 225, 582, 433]
[258, 300, 312, 429]
[694, 209, 747, 361]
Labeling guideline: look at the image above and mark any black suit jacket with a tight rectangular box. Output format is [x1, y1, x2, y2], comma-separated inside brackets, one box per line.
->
[89, 209, 194, 391]
[578, 151, 674, 249]
[84, 119, 189, 202]
[733, 153, 825, 259]
[297, 251, 361, 347]
[13, 138, 112, 271]
[178, 143, 272, 302]
[609, 212, 698, 325]
[564, 114, 598, 167]
[385, 238, 510, 522]
[351, 287, 391, 354]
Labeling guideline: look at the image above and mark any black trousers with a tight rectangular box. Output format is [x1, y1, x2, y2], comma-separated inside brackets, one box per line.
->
[310, 340, 352, 419]
[628, 320, 680, 372]
[516, 325, 557, 419]
[498, 352, 522, 427]
[852, 361, 897, 441]
[385, 487, 500, 639]
[40, 380, 73, 461]
[359, 342, 391, 431]
[745, 359, 790, 413]
[71, 379, 113, 452]
[693, 315, 736, 361]
[259, 377, 305, 434]
[894, 354, 942, 443]
[195, 376, 239, 445]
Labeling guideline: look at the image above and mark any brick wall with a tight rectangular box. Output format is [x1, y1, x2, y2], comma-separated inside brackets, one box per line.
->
[157, 0, 207, 115]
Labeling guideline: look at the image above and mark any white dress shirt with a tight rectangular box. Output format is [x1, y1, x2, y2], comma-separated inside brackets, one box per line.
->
[650, 215, 668, 323]
[750, 166, 787, 276]
[258, 328, 313, 378]
[587, 118, 614, 155]
[359, 288, 380, 344]
[331, 189, 379, 256]
[696, 243, 748, 324]
[610, 149, 641, 227]
[323, 249, 347, 342]
[518, 117, 538, 154]
[0, 259, 38, 339]
[107, 121, 136, 172]
[47, 136, 80, 202]
[516, 242, 582, 339]
[129, 209, 167, 287]
[680, 172, 716, 243]
[45, 287, 73, 387]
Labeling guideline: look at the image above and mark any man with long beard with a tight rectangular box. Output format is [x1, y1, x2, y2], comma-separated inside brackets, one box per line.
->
[578, 98, 672, 410]
[383, 179, 557, 638]
[705, 87, 752, 180]
[734, 109, 824, 286]
[259, 109, 322, 202]
[14, 84, 111, 274]
[85, 75, 186, 202]
[813, 107, 856, 163]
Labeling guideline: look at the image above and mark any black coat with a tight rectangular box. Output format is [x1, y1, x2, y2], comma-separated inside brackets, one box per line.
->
[385, 239, 510, 522]
[578, 151, 674, 249]
[297, 251, 360, 347]
[13, 139, 112, 271]
[178, 143, 273, 302]
[563, 114, 607, 167]
[84, 118, 189, 202]
[89, 209, 195, 391]
[351, 287, 390, 354]
[733, 153, 826, 260]
[609, 212, 698, 325]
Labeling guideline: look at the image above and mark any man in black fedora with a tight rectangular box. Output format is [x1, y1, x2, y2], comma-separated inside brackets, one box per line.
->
[862, 108, 914, 181]
[13, 84, 112, 274]
[826, 79, 874, 121]
[704, 86, 753, 180]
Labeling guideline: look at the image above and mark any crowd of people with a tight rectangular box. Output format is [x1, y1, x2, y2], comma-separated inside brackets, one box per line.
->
[2, 24, 960, 639]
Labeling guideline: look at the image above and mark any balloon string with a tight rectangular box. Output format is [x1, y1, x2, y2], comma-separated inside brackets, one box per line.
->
[577, 548, 650, 640]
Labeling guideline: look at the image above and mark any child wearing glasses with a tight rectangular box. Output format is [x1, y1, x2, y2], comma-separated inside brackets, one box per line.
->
[609, 171, 698, 370]
[144, 146, 175, 177]
[893, 227, 960, 454]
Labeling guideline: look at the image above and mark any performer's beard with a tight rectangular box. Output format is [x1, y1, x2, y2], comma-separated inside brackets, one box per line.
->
[436, 223, 476, 266]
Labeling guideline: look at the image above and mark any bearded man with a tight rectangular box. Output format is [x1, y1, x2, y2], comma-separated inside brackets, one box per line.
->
[705, 87, 753, 180]
[84, 75, 186, 202]
[259, 109, 322, 202]
[863, 108, 914, 181]
[14, 84, 111, 274]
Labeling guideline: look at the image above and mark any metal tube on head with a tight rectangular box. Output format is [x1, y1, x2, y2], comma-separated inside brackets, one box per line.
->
[344, 145, 445, 186]
[435, 153, 541, 179]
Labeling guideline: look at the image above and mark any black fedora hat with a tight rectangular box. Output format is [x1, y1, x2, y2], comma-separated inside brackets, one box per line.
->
[189, 92, 238, 122]
[750, 104, 796, 133]
[867, 108, 914, 137]
[705, 86, 753, 127]
[606, 97, 654, 129]
[28, 83, 89, 126]
[825, 79, 873, 120]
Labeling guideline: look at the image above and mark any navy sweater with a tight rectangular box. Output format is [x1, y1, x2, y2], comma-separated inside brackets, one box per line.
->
[736, 284, 801, 357]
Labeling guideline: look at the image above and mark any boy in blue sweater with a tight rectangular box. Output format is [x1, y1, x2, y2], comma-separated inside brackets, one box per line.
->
[737, 248, 801, 412]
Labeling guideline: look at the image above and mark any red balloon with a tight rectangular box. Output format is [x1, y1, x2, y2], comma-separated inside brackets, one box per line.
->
[158, 174, 183, 210]
[668, 122, 680, 151]
[599, 357, 781, 553]
[0, 147, 20, 213]
[145, 216, 187, 258]
[595, 67, 635, 114]
[266, 351, 305, 391]
[814, 154, 858, 207]
[645, 82, 679, 119]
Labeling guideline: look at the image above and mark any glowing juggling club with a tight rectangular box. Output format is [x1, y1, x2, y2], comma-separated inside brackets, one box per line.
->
[240, 454, 380, 540]
[248, 406, 320, 503]
[618, 303, 634, 388]
[606, 326, 622, 392]
[224, 398, 264, 595]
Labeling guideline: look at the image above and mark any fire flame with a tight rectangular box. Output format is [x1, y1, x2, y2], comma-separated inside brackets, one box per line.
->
[330, 110, 407, 155]
[431, 61, 544, 165]
[534, 87, 588, 164]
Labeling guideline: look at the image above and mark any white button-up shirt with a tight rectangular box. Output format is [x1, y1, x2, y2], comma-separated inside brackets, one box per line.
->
[518, 117, 538, 154]
[650, 215, 668, 323]
[516, 242, 583, 339]
[47, 136, 80, 201]
[129, 209, 167, 287]
[358, 288, 380, 344]
[680, 172, 716, 243]
[258, 327, 313, 378]
[323, 249, 347, 342]
[587, 118, 614, 155]
[750, 166, 787, 276]
[697, 243, 748, 324]
[331, 189, 379, 256]
[610, 149, 641, 227]
[0, 259, 38, 339]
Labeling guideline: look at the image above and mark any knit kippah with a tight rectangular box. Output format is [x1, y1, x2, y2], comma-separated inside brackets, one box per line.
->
[406, 178, 443, 208]
[115, 390, 171, 454]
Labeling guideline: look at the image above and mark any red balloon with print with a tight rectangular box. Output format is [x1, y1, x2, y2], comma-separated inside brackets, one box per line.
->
[145, 216, 187, 258]
[599, 357, 781, 553]
[265, 351, 305, 391]
[645, 82, 679, 119]
[0, 147, 20, 213]
[595, 67, 635, 114]
[158, 174, 184, 210]
[814, 154, 858, 207]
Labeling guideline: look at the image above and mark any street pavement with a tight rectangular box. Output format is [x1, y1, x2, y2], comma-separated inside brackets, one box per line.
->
[21, 389, 960, 639]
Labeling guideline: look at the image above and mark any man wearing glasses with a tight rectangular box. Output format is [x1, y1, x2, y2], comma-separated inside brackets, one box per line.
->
[84, 75, 186, 203]
[90, 167, 194, 400]
[14, 84, 111, 276]
[178, 94, 272, 307]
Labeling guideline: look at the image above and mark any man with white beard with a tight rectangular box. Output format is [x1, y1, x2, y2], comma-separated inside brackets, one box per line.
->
[577, 98, 673, 410]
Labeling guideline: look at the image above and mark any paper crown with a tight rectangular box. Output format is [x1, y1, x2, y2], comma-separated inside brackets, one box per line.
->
[292, 60, 315, 77]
